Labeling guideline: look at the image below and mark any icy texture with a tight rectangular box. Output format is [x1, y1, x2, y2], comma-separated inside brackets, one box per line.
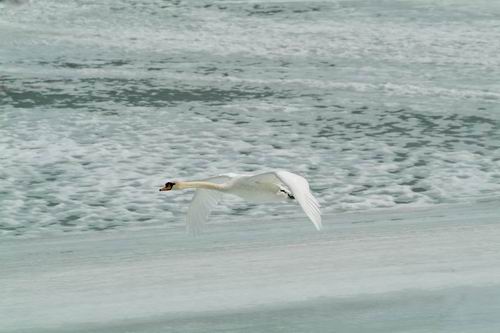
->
[1, 1, 500, 235]
[1, 201, 500, 332]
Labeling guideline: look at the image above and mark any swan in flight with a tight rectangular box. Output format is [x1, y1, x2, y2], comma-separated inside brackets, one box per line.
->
[159, 170, 321, 233]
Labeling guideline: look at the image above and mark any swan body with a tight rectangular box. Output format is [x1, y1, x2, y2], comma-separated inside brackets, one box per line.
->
[160, 170, 322, 233]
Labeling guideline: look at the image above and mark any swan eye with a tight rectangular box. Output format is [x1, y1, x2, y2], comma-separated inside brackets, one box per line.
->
[165, 182, 175, 190]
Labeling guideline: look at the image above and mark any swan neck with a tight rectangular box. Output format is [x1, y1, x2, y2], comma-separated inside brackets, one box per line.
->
[177, 181, 225, 191]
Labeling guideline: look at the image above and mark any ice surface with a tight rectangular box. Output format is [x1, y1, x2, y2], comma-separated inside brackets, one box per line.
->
[1, 200, 500, 332]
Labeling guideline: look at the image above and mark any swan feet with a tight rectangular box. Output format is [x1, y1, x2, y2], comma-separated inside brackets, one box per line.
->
[280, 189, 295, 200]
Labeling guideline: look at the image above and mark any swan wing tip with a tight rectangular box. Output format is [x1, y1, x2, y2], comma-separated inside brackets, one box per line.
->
[312, 216, 322, 231]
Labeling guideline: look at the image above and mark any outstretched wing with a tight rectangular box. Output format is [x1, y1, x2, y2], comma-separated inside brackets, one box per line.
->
[248, 171, 322, 230]
[275, 171, 322, 230]
[186, 175, 233, 234]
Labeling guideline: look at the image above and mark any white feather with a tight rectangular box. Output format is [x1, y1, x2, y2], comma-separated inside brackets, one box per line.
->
[245, 171, 322, 230]
[186, 189, 222, 235]
[164, 171, 322, 232]
[186, 175, 231, 234]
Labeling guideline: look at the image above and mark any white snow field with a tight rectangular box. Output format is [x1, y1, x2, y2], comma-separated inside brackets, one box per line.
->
[1, 200, 500, 333]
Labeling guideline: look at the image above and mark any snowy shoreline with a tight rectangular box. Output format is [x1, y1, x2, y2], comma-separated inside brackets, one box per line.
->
[2, 200, 500, 332]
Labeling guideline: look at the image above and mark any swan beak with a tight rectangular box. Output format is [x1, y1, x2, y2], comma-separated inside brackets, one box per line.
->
[159, 182, 175, 191]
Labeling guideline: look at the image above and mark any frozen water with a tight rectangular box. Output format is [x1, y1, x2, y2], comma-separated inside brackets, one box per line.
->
[1, 2, 500, 332]
[1, 201, 500, 332]
[1, 0, 500, 236]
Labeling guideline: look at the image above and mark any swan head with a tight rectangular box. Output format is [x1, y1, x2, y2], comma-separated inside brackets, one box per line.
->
[159, 181, 176, 191]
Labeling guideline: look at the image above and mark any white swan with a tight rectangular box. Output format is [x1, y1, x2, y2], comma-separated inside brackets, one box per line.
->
[159, 170, 321, 233]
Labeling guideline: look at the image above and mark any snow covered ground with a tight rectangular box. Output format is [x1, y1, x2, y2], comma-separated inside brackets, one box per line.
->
[1, 200, 500, 332]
